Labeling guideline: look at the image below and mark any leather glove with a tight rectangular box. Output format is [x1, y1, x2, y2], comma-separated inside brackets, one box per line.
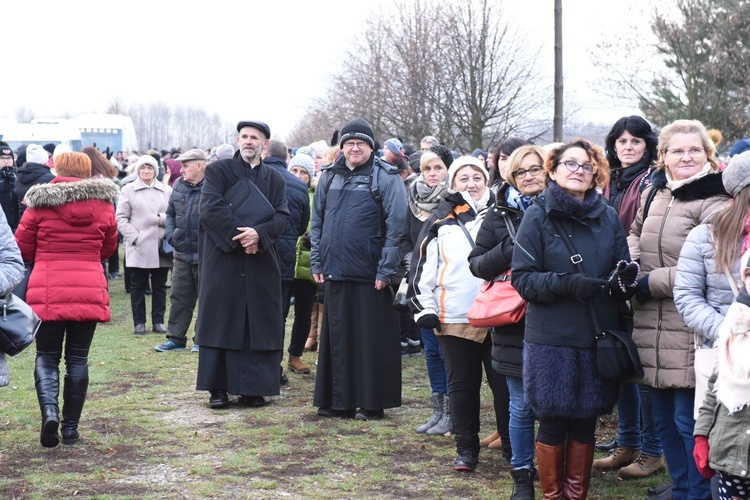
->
[610, 261, 640, 289]
[416, 314, 442, 332]
[693, 435, 714, 479]
[561, 274, 608, 300]
[635, 275, 652, 303]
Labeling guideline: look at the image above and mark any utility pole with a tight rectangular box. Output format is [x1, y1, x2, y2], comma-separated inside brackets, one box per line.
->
[554, 0, 563, 141]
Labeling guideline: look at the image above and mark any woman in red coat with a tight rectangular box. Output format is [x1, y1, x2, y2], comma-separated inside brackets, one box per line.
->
[15, 152, 118, 447]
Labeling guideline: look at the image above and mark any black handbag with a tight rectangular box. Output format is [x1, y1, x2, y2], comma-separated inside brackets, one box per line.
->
[551, 219, 643, 382]
[0, 293, 42, 356]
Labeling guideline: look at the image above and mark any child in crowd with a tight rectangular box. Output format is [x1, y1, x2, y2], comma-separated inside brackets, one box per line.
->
[694, 251, 750, 500]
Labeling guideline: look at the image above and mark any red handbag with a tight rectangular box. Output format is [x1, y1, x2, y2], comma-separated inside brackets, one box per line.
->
[467, 270, 527, 328]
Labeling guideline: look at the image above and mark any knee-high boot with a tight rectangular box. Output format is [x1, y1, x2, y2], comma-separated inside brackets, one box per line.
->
[304, 303, 321, 351]
[536, 441, 565, 500]
[564, 440, 595, 499]
[35, 357, 60, 448]
[61, 376, 89, 445]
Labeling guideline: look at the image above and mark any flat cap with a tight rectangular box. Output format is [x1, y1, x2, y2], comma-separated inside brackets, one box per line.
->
[175, 148, 207, 162]
[237, 120, 271, 139]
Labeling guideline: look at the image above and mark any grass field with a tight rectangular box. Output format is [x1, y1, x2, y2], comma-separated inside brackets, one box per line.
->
[0, 273, 669, 498]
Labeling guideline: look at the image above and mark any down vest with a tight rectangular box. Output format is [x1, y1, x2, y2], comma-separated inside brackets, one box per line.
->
[628, 169, 729, 389]
[674, 223, 740, 350]
[14, 177, 119, 322]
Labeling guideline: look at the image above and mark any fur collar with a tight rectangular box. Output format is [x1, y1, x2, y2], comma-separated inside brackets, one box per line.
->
[24, 178, 119, 208]
[650, 168, 728, 202]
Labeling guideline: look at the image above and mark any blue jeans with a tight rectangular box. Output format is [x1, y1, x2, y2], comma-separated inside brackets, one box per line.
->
[506, 375, 536, 469]
[421, 327, 448, 394]
[617, 383, 662, 456]
[651, 388, 711, 500]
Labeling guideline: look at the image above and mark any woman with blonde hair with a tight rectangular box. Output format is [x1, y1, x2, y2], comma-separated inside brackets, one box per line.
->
[628, 119, 730, 500]
[511, 139, 638, 498]
[15, 152, 118, 447]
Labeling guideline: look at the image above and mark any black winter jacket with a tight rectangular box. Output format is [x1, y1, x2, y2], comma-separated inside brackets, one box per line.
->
[14, 162, 54, 220]
[265, 157, 310, 282]
[0, 167, 19, 231]
[468, 183, 526, 377]
[166, 177, 203, 265]
[511, 184, 631, 348]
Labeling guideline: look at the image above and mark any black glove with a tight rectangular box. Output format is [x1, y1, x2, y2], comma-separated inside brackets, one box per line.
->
[562, 274, 608, 300]
[300, 233, 311, 251]
[416, 314, 442, 332]
[610, 261, 639, 289]
[635, 275, 652, 303]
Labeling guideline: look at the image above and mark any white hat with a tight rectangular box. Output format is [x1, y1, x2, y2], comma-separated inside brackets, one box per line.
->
[25, 144, 49, 165]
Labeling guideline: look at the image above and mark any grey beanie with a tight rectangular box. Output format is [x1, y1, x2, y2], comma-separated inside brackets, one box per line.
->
[722, 150, 750, 197]
[288, 153, 315, 180]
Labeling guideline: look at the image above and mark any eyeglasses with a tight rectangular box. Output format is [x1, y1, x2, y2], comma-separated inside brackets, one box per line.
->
[512, 165, 544, 179]
[343, 141, 369, 150]
[0, 157, 13, 163]
[666, 147, 704, 158]
[559, 160, 596, 175]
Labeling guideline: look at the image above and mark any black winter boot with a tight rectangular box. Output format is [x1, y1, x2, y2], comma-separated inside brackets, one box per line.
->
[35, 358, 60, 448]
[509, 468, 535, 500]
[61, 376, 88, 445]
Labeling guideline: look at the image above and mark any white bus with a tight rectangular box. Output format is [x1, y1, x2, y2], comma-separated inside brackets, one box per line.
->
[0, 121, 83, 152]
[74, 114, 139, 154]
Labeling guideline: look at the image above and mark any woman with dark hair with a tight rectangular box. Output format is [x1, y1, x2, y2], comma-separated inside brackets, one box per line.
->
[593, 116, 665, 480]
[511, 139, 639, 498]
[15, 152, 118, 447]
[628, 119, 729, 500]
[488, 137, 531, 193]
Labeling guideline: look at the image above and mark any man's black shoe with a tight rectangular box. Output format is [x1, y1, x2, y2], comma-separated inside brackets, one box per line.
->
[208, 390, 229, 409]
[238, 395, 267, 407]
[317, 407, 356, 418]
[280, 366, 288, 386]
[595, 437, 617, 452]
[646, 481, 674, 499]
[454, 450, 479, 472]
[355, 408, 384, 421]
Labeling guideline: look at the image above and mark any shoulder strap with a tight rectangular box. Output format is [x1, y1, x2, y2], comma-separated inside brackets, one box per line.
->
[642, 185, 660, 219]
[550, 218, 602, 338]
[502, 212, 517, 243]
[724, 268, 740, 297]
[453, 211, 475, 246]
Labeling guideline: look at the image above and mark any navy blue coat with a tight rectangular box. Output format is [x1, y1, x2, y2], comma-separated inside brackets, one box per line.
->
[265, 157, 310, 282]
[165, 177, 203, 265]
[311, 155, 406, 284]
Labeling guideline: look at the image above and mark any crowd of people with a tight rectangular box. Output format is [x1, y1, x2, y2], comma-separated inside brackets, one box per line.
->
[2, 114, 750, 500]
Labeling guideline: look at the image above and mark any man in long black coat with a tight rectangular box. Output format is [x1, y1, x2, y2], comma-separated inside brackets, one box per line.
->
[310, 118, 407, 420]
[195, 120, 289, 409]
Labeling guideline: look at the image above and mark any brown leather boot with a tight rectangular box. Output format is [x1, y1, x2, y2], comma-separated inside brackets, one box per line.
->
[564, 440, 595, 500]
[536, 441, 565, 500]
[304, 304, 320, 352]
[288, 355, 311, 374]
[480, 430, 499, 447]
[591, 446, 639, 470]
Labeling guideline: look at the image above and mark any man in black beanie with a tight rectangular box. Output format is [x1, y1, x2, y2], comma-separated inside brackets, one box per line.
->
[310, 117, 407, 420]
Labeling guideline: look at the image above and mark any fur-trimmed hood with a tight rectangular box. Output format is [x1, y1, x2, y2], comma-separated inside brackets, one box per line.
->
[24, 177, 119, 209]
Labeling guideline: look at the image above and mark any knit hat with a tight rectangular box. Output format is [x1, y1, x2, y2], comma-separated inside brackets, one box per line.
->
[384, 138, 403, 155]
[296, 146, 316, 159]
[288, 154, 315, 180]
[722, 150, 750, 197]
[0, 143, 12, 158]
[134, 154, 159, 170]
[339, 118, 375, 149]
[54, 152, 92, 179]
[25, 144, 49, 165]
[309, 140, 328, 155]
[430, 144, 454, 169]
[448, 156, 489, 188]
[52, 144, 71, 159]
[409, 151, 423, 173]
[215, 143, 235, 160]
[43, 143, 56, 156]
[471, 148, 487, 159]
[237, 120, 271, 139]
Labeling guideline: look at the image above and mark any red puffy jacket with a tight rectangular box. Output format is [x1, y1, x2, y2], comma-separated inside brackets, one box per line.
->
[15, 177, 119, 322]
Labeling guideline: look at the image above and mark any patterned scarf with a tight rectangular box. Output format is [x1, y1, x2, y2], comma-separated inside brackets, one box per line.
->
[505, 185, 534, 212]
[408, 174, 449, 221]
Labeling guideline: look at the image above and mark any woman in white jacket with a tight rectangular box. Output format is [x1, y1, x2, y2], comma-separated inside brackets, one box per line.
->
[410, 156, 502, 472]
[116, 155, 172, 335]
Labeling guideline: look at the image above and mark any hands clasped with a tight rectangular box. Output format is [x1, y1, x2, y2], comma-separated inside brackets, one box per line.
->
[232, 227, 259, 254]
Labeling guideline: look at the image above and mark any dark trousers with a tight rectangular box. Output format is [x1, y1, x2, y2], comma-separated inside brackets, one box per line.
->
[35, 320, 97, 383]
[130, 267, 169, 326]
[438, 334, 511, 456]
[537, 415, 598, 446]
[282, 279, 317, 357]
[166, 258, 199, 345]
[107, 242, 120, 274]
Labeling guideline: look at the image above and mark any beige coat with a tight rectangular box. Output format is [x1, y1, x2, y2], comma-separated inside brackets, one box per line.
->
[627, 170, 729, 389]
[116, 178, 172, 269]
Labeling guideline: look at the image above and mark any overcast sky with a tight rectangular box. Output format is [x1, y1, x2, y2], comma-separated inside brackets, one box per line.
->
[3, 0, 654, 142]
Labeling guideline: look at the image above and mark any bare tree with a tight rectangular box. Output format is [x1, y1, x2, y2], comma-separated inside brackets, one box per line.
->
[14, 106, 35, 123]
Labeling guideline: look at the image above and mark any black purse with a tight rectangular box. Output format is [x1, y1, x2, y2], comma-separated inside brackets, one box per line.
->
[551, 218, 643, 382]
[159, 237, 174, 258]
[0, 293, 42, 356]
